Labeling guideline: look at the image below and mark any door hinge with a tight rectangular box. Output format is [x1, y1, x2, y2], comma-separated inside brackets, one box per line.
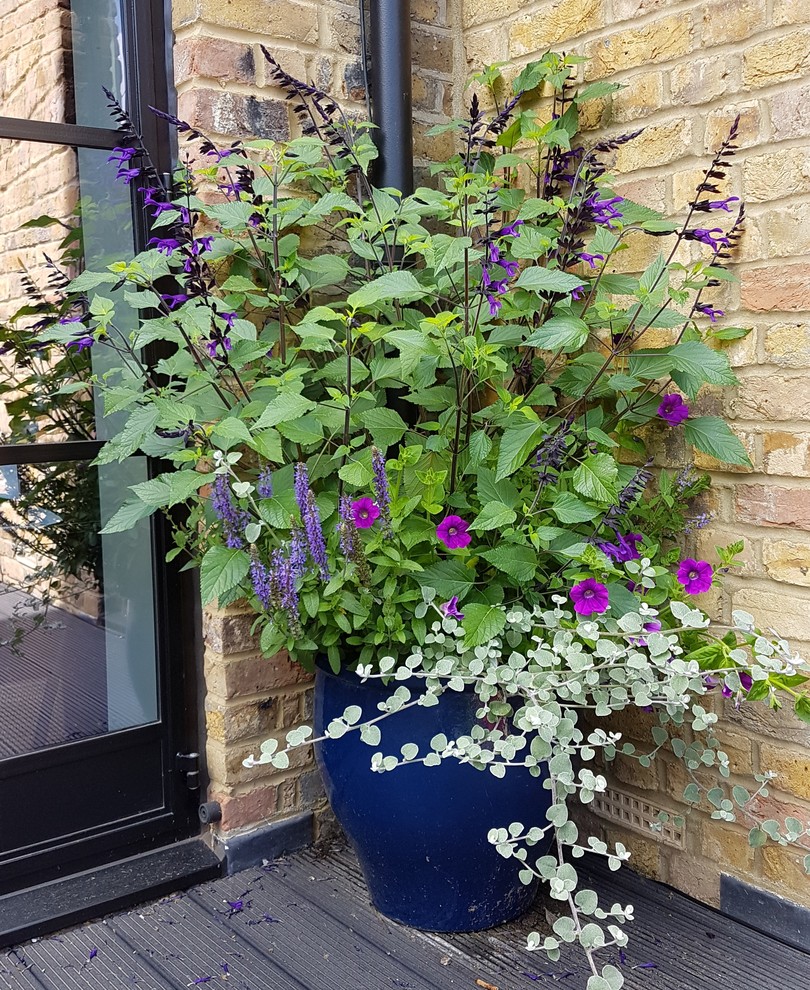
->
[176, 752, 201, 791]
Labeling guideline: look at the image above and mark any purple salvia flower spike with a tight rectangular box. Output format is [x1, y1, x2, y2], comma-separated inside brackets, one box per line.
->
[371, 447, 392, 532]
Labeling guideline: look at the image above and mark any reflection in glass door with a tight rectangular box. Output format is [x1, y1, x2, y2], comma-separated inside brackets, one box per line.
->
[0, 0, 199, 891]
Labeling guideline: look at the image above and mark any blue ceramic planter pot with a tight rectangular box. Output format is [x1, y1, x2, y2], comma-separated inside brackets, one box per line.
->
[313, 664, 552, 932]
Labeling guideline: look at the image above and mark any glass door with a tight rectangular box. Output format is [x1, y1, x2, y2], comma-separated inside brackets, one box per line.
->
[0, 0, 199, 892]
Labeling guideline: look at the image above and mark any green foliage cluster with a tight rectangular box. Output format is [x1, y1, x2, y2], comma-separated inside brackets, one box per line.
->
[41, 53, 751, 667]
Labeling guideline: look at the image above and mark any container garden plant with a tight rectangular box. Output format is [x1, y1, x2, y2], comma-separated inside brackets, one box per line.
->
[28, 51, 810, 989]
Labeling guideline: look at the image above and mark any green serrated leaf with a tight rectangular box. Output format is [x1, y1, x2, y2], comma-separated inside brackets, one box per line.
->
[199, 546, 251, 605]
[462, 603, 507, 648]
[683, 416, 751, 467]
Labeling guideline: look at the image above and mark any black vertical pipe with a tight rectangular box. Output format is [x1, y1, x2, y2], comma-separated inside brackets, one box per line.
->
[368, 0, 414, 195]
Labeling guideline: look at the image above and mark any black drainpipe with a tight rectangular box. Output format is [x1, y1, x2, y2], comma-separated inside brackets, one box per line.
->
[367, 0, 414, 195]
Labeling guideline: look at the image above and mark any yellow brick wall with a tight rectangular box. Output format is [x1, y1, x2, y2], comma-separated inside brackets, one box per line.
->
[460, 0, 810, 908]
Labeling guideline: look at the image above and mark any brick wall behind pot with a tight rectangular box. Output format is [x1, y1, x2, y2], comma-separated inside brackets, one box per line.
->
[459, 0, 810, 910]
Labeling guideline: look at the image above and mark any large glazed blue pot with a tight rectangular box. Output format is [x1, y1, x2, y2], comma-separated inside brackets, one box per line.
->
[314, 664, 553, 932]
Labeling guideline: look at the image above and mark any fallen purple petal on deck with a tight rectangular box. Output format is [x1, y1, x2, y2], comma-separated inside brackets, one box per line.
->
[193, 978, 212, 984]
[523, 974, 542, 981]
[88, 948, 98, 960]
[221, 962, 230, 975]
[226, 900, 244, 912]
[619, 948, 627, 965]
[635, 962, 659, 969]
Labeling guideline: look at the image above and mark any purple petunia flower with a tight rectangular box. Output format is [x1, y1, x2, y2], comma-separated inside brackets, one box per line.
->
[695, 302, 724, 322]
[436, 515, 471, 550]
[149, 237, 182, 257]
[676, 557, 714, 594]
[657, 393, 689, 425]
[351, 497, 380, 528]
[721, 671, 753, 698]
[570, 579, 610, 616]
[67, 335, 94, 352]
[441, 596, 464, 620]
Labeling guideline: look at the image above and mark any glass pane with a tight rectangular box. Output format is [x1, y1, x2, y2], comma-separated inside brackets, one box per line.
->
[0, 0, 126, 126]
[0, 140, 135, 444]
[0, 457, 157, 760]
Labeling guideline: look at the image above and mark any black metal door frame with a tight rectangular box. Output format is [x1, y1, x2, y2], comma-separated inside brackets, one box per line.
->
[0, 0, 203, 893]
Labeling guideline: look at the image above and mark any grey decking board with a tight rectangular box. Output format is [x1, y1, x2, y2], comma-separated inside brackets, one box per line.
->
[4, 843, 809, 990]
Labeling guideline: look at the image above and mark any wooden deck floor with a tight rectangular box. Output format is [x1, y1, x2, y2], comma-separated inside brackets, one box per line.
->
[2, 844, 808, 990]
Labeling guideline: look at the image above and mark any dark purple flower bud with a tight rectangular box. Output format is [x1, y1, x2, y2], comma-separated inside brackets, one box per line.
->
[657, 393, 689, 425]
[149, 106, 193, 132]
[534, 428, 570, 486]
[148, 237, 182, 257]
[695, 302, 724, 322]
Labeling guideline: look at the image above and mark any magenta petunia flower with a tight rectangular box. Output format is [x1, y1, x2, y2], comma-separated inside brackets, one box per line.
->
[440, 596, 464, 620]
[351, 497, 380, 529]
[657, 393, 689, 425]
[676, 558, 714, 594]
[569, 579, 610, 616]
[436, 514, 471, 550]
